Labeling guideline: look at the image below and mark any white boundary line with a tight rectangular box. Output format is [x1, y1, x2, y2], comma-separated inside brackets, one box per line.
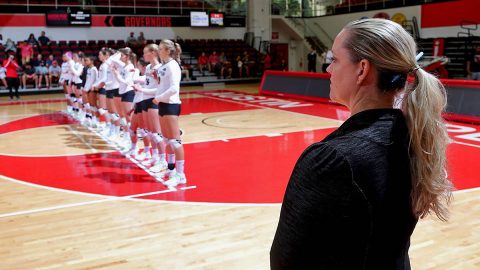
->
[452, 140, 480, 149]
[0, 188, 183, 219]
[66, 125, 98, 153]
[198, 93, 345, 124]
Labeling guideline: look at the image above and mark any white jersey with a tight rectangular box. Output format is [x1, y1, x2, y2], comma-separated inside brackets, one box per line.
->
[0, 66, 6, 79]
[83, 66, 98, 92]
[94, 62, 108, 89]
[132, 69, 144, 103]
[155, 60, 181, 104]
[105, 65, 119, 90]
[117, 63, 134, 95]
[143, 63, 161, 100]
[60, 61, 72, 83]
[70, 61, 84, 84]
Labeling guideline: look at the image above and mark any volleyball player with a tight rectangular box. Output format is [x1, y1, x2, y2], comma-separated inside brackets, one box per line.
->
[69, 52, 84, 118]
[126, 57, 153, 159]
[82, 55, 98, 127]
[93, 48, 112, 133]
[133, 44, 168, 173]
[61, 52, 74, 114]
[102, 48, 122, 139]
[110, 48, 136, 148]
[153, 39, 186, 186]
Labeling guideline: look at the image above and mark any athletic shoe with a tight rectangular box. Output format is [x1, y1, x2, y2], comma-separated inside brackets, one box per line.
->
[150, 159, 168, 173]
[165, 171, 187, 187]
[133, 151, 147, 161]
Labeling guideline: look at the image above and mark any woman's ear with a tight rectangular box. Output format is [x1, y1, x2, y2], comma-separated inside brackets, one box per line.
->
[356, 59, 372, 86]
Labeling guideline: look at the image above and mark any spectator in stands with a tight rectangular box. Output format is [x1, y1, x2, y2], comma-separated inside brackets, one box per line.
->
[467, 46, 480, 80]
[127, 32, 137, 47]
[218, 52, 232, 79]
[307, 47, 317, 72]
[322, 48, 333, 72]
[137, 32, 146, 45]
[0, 34, 3, 46]
[46, 54, 55, 67]
[4, 38, 16, 53]
[22, 64, 37, 89]
[3, 55, 21, 99]
[48, 60, 61, 87]
[263, 52, 272, 72]
[26, 33, 39, 48]
[0, 62, 7, 90]
[33, 54, 49, 88]
[234, 55, 244, 77]
[241, 52, 253, 77]
[38, 31, 51, 46]
[208, 51, 219, 72]
[181, 65, 191, 81]
[197, 52, 209, 74]
[279, 59, 287, 71]
[18, 41, 33, 65]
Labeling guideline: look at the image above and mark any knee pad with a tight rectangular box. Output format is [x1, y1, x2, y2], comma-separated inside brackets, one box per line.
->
[98, 108, 108, 115]
[64, 94, 69, 99]
[128, 128, 136, 137]
[138, 128, 147, 138]
[110, 113, 120, 121]
[168, 138, 182, 149]
[120, 117, 128, 127]
[77, 99, 83, 105]
[84, 103, 90, 110]
[153, 133, 165, 144]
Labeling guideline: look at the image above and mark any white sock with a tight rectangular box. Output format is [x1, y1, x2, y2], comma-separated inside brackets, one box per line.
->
[152, 148, 159, 159]
[167, 154, 175, 164]
[176, 160, 185, 174]
[130, 144, 137, 152]
[160, 153, 166, 161]
[144, 146, 150, 154]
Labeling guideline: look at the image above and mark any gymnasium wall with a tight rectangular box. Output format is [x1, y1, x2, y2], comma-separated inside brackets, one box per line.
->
[305, 0, 480, 44]
[421, 0, 480, 38]
[305, 5, 420, 48]
[0, 14, 246, 42]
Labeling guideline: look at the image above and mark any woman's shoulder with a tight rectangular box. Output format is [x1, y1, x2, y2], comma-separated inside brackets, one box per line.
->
[296, 142, 351, 178]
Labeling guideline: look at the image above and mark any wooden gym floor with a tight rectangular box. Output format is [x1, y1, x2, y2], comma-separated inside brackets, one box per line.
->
[0, 84, 479, 269]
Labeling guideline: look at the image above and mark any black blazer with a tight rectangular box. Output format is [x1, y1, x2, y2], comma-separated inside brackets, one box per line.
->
[271, 109, 418, 270]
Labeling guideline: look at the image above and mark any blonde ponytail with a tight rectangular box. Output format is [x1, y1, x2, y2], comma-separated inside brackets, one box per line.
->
[404, 68, 452, 221]
[344, 18, 452, 221]
[159, 39, 182, 64]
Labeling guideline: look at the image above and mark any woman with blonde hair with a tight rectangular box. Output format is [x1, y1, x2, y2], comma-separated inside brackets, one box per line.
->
[133, 43, 168, 172]
[152, 39, 186, 186]
[271, 18, 452, 269]
[110, 47, 136, 148]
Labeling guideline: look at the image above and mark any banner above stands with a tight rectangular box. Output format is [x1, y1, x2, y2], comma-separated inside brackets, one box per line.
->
[0, 13, 245, 28]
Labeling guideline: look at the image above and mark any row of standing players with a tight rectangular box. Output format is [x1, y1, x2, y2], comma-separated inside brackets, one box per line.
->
[60, 40, 186, 187]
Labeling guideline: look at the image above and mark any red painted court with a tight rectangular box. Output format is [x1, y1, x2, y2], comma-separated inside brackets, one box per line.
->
[1, 89, 479, 204]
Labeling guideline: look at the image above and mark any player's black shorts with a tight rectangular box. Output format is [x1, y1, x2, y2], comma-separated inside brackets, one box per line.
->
[74, 83, 82, 89]
[143, 98, 159, 112]
[106, 89, 116, 99]
[121, 90, 135, 102]
[158, 103, 181, 116]
[98, 88, 106, 95]
[134, 102, 143, 114]
[63, 80, 70, 86]
[113, 88, 121, 97]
